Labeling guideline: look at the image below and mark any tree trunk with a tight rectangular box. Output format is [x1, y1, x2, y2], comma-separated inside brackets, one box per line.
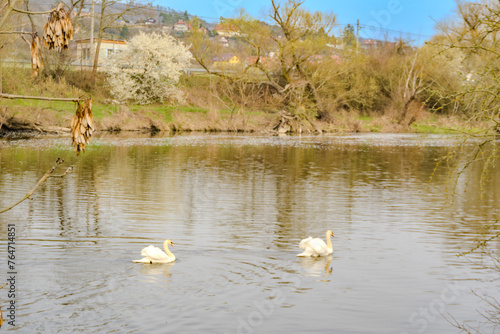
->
[92, 31, 103, 82]
[92, 3, 106, 82]
[295, 63, 331, 121]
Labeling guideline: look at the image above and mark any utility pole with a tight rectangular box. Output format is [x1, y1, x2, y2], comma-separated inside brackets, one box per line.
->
[90, 0, 95, 67]
[356, 19, 359, 54]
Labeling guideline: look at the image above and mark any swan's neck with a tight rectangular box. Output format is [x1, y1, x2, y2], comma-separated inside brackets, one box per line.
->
[326, 232, 333, 251]
[163, 243, 175, 258]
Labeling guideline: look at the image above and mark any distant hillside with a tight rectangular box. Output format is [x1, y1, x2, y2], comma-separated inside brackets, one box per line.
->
[25, 0, 211, 28]
[155, 5, 212, 28]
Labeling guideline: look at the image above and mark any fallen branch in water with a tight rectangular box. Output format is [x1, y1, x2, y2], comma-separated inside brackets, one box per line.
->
[50, 167, 73, 177]
[0, 158, 65, 214]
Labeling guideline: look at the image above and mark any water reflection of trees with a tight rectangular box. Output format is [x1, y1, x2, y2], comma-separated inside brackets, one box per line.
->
[0, 137, 498, 250]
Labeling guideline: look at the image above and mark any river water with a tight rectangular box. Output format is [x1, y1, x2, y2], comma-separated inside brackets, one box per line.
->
[0, 133, 499, 333]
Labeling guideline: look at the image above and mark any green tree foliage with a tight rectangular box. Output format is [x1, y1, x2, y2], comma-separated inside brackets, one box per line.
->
[119, 26, 130, 39]
[432, 0, 500, 137]
[160, 9, 205, 26]
[342, 24, 355, 46]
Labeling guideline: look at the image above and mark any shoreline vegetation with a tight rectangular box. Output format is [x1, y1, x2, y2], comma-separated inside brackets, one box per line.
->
[0, 100, 484, 136]
[0, 67, 487, 137]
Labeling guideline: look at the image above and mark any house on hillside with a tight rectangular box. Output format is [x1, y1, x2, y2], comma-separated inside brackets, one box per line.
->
[114, 18, 126, 26]
[330, 54, 342, 64]
[215, 23, 239, 37]
[173, 20, 192, 32]
[210, 36, 229, 47]
[361, 38, 399, 52]
[213, 54, 240, 66]
[77, 10, 91, 18]
[75, 39, 127, 67]
[144, 17, 157, 25]
[361, 39, 380, 50]
[308, 54, 324, 63]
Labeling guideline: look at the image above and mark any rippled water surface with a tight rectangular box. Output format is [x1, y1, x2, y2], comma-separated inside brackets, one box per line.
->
[0, 133, 499, 333]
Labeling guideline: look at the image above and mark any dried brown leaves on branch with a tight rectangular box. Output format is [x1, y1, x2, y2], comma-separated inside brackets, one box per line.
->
[43, 3, 73, 52]
[20, 32, 44, 77]
[30, 32, 43, 76]
[71, 98, 95, 155]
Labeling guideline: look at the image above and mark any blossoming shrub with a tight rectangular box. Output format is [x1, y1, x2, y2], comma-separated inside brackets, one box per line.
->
[104, 31, 193, 104]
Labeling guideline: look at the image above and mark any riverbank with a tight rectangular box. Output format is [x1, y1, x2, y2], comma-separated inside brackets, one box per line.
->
[0, 99, 485, 136]
[0, 67, 489, 136]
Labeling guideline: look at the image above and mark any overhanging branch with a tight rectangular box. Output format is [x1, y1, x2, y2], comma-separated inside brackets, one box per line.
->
[0, 159, 66, 214]
[0, 93, 83, 102]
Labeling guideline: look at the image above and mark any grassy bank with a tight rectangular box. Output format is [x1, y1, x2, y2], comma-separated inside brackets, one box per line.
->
[0, 66, 485, 136]
[0, 98, 482, 135]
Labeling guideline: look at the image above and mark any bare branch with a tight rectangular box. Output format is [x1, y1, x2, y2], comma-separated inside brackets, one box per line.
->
[11, 7, 54, 15]
[0, 93, 83, 102]
[0, 159, 66, 214]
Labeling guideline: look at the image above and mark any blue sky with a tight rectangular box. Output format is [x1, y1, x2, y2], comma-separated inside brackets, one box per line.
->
[158, 0, 458, 42]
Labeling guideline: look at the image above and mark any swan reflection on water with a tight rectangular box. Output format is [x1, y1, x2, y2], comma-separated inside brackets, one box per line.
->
[135, 262, 175, 279]
[299, 256, 333, 278]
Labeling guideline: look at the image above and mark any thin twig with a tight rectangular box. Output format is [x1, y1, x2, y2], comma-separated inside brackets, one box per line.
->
[0, 30, 34, 35]
[0, 158, 65, 214]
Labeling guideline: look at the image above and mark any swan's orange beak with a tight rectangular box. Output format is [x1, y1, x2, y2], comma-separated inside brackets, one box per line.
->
[170, 242, 174, 247]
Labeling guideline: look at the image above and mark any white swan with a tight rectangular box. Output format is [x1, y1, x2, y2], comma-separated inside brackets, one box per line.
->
[133, 239, 176, 264]
[297, 230, 334, 257]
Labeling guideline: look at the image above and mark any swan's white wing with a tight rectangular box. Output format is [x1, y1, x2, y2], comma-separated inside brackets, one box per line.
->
[308, 238, 329, 256]
[299, 237, 313, 250]
[141, 245, 169, 260]
[297, 247, 315, 257]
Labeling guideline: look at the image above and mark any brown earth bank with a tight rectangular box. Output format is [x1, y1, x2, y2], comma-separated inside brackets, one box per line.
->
[0, 102, 486, 137]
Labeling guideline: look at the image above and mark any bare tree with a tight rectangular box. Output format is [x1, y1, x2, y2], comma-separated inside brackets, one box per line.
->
[189, 0, 337, 121]
[433, 0, 500, 137]
[91, 0, 150, 81]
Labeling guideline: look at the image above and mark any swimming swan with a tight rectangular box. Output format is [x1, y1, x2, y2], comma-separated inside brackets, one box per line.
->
[297, 230, 334, 257]
[133, 239, 176, 264]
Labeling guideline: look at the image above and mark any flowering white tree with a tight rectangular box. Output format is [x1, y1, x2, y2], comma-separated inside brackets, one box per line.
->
[105, 31, 193, 104]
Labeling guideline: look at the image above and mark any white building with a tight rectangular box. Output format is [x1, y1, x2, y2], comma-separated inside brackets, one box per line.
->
[75, 39, 127, 67]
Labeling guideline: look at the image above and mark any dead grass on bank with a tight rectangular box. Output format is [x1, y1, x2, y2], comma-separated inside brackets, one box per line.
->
[96, 103, 275, 133]
[0, 99, 480, 135]
[98, 106, 168, 132]
[2, 66, 85, 99]
[316, 106, 476, 134]
[0, 105, 71, 133]
[169, 108, 274, 133]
